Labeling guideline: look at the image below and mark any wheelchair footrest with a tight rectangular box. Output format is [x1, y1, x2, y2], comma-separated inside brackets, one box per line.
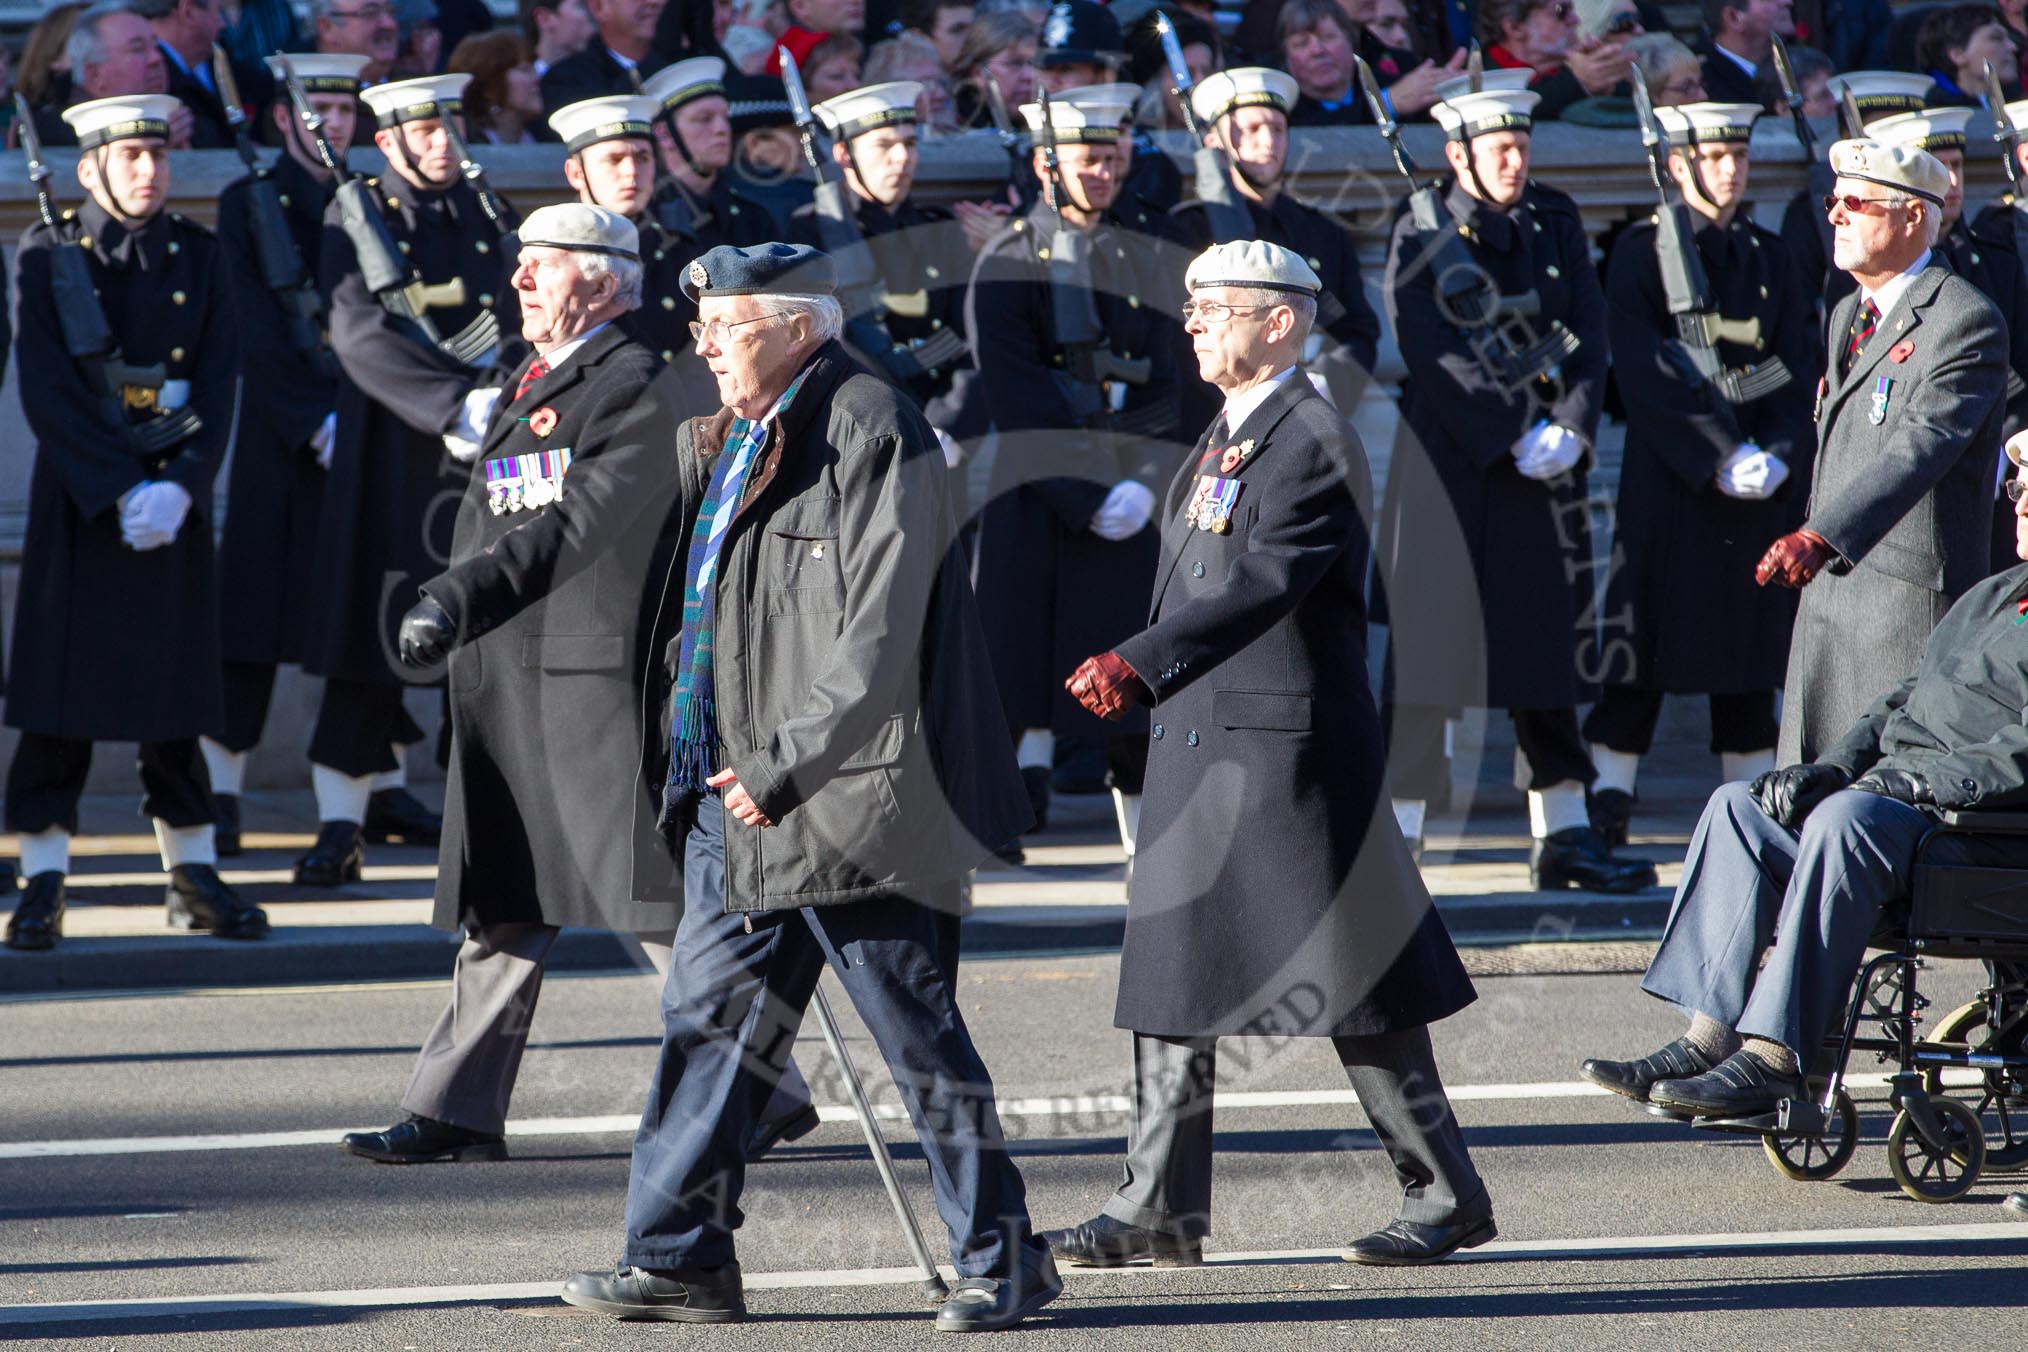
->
[1690, 1109, 1783, 1136]
[1688, 1098, 1828, 1137]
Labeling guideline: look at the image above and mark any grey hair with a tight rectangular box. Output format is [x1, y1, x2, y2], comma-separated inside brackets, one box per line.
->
[68, 1, 135, 77]
[1877, 188, 1944, 246]
[576, 251, 644, 310]
[1625, 33, 1696, 90]
[1226, 285, 1318, 345]
[761, 292, 845, 345]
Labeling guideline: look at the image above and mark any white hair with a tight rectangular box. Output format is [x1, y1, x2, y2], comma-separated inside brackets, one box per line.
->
[1225, 285, 1318, 345]
[575, 251, 644, 309]
[761, 292, 845, 345]
[68, 1, 133, 77]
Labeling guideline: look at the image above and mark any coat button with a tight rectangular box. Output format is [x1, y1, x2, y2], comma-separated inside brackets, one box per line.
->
[662, 350, 674, 362]
[166, 239, 179, 253]
[926, 265, 939, 278]
[662, 296, 676, 310]
[172, 290, 187, 305]
[478, 294, 493, 307]
[476, 240, 490, 254]
[1186, 730, 1199, 747]
[1192, 561, 1204, 577]
[655, 249, 666, 261]
[1964, 778, 1979, 791]
[1152, 724, 1164, 739]
[170, 346, 185, 362]
[398, 240, 411, 253]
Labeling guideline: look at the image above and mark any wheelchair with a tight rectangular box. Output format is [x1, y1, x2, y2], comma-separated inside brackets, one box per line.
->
[1690, 810, 2028, 1202]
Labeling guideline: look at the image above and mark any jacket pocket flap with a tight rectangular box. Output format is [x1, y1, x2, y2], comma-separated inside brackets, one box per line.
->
[521, 634, 625, 670]
[1213, 690, 1313, 731]
[840, 711, 907, 768]
[1859, 537, 1945, 594]
[768, 495, 841, 539]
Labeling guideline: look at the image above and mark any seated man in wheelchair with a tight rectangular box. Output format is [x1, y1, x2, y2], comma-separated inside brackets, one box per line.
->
[1581, 452, 2028, 1123]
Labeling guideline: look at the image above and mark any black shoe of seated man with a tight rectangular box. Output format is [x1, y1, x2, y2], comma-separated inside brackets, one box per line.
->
[4, 872, 66, 951]
[293, 820, 364, 887]
[933, 1251, 1063, 1332]
[1588, 787, 1635, 847]
[1648, 1048, 1802, 1118]
[560, 1262, 746, 1322]
[1342, 1213, 1497, 1266]
[363, 787, 443, 846]
[341, 1114, 509, 1164]
[166, 865, 269, 940]
[214, 792, 242, 858]
[1531, 826, 1657, 893]
[1020, 765, 1051, 835]
[1041, 1213, 1203, 1268]
[745, 1102, 821, 1162]
[2004, 1193, 2028, 1219]
[1581, 1036, 1720, 1103]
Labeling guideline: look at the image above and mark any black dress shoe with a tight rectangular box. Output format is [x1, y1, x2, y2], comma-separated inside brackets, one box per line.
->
[364, 788, 441, 846]
[1648, 1049, 1802, 1118]
[1020, 766, 1051, 834]
[166, 865, 269, 940]
[1580, 1036, 1719, 1103]
[293, 820, 364, 886]
[1041, 1213, 1203, 1268]
[933, 1252, 1062, 1331]
[341, 1114, 508, 1164]
[215, 793, 242, 858]
[560, 1262, 745, 1322]
[745, 1102, 820, 1162]
[1588, 787, 1635, 847]
[1342, 1214, 1497, 1266]
[4, 872, 67, 951]
[1531, 826, 1657, 893]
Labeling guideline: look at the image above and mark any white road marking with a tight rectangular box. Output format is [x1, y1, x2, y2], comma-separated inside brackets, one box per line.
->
[3, 1222, 2024, 1326]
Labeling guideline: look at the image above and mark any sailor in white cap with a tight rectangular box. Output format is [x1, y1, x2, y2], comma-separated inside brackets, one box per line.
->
[1047, 236, 1494, 1272]
[637, 56, 771, 256]
[969, 87, 1183, 861]
[1379, 83, 1654, 890]
[202, 52, 375, 857]
[1759, 136, 2007, 773]
[1172, 65, 1380, 423]
[4, 94, 270, 950]
[1580, 100, 1817, 847]
[293, 68, 523, 889]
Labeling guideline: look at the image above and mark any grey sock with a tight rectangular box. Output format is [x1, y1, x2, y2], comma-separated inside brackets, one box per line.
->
[1684, 1012, 1741, 1063]
[1741, 1037, 1799, 1075]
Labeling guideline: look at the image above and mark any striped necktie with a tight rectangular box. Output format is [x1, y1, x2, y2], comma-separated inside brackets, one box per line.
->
[1842, 299, 1880, 379]
[515, 356, 550, 403]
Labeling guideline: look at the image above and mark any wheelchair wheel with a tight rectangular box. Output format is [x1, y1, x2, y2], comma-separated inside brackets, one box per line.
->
[1924, 1001, 2028, 1174]
[1886, 1097, 1985, 1202]
[1763, 1089, 1858, 1181]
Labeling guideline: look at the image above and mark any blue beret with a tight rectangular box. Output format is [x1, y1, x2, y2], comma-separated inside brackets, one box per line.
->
[682, 243, 837, 302]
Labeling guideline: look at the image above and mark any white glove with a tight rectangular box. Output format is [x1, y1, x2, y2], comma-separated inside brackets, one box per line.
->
[1090, 480, 1157, 541]
[119, 480, 194, 551]
[1512, 421, 1585, 481]
[1714, 443, 1790, 500]
[934, 426, 964, 469]
[442, 386, 502, 464]
[309, 411, 337, 469]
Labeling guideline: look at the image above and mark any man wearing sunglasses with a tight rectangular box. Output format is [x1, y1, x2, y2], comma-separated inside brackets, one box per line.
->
[1761, 137, 2006, 783]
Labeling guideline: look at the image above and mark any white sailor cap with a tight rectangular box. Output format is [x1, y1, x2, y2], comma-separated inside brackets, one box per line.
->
[1020, 93, 1124, 144]
[1867, 106, 1977, 154]
[547, 94, 659, 153]
[815, 81, 923, 138]
[1826, 71, 1933, 119]
[518, 202, 641, 262]
[1190, 67, 1297, 125]
[1829, 137, 1950, 206]
[1185, 239, 1322, 296]
[641, 56, 728, 114]
[62, 94, 181, 149]
[2002, 98, 2028, 133]
[265, 52, 371, 94]
[1431, 88, 1539, 140]
[1432, 66, 1534, 107]
[1052, 81, 1142, 126]
[1654, 101, 1762, 145]
[360, 72, 470, 126]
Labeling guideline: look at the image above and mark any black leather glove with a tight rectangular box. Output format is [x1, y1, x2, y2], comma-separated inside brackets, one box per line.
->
[1849, 766, 1935, 807]
[397, 595, 457, 667]
[1749, 763, 1852, 829]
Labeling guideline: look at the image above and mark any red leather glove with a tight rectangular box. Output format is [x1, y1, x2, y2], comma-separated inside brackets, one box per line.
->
[1066, 652, 1148, 721]
[1755, 528, 1836, 588]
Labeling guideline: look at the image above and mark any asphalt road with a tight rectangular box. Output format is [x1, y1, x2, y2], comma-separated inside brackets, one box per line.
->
[3, 949, 2026, 1350]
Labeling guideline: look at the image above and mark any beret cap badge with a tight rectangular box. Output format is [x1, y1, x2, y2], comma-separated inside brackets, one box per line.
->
[689, 260, 710, 288]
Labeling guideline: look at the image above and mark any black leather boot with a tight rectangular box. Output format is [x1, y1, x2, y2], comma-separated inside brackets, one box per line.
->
[1531, 826, 1657, 893]
[4, 872, 67, 951]
[166, 864, 269, 940]
[215, 793, 242, 858]
[292, 820, 364, 887]
[363, 788, 442, 846]
[1588, 787, 1635, 847]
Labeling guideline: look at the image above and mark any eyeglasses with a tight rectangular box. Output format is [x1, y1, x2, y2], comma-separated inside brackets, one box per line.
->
[327, 3, 393, 21]
[1823, 193, 1907, 216]
[1180, 300, 1274, 323]
[2007, 477, 2026, 503]
[688, 315, 778, 346]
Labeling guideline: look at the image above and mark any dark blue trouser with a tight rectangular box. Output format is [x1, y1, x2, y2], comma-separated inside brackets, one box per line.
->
[622, 795, 1043, 1277]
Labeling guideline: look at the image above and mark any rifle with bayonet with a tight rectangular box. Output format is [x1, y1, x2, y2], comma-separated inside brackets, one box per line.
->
[1770, 35, 1834, 256]
[279, 55, 494, 365]
[1354, 54, 1577, 393]
[1155, 10, 1250, 243]
[1631, 65, 1787, 436]
[215, 45, 336, 378]
[15, 93, 201, 457]
[1982, 60, 2028, 258]
[779, 44, 965, 383]
[981, 73, 1036, 212]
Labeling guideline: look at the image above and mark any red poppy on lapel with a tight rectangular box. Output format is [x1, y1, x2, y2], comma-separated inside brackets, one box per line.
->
[1888, 341, 1915, 364]
[529, 407, 558, 437]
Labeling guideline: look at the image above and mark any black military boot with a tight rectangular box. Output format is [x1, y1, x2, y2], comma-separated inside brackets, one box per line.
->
[292, 821, 364, 886]
[166, 865, 270, 940]
[214, 793, 243, 858]
[1588, 787, 1635, 848]
[363, 788, 442, 846]
[1531, 826, 1657, 893]
[4, 872, 67, 951]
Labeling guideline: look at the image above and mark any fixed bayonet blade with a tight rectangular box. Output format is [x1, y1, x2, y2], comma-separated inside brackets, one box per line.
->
[779, 46, 815, 126]
[1353, 55, 1395, 138]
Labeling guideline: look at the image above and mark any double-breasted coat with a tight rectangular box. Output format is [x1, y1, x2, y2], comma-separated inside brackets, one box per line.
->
[422, 325, 684, 932]
[6, 201, 234, 741]
[1778, 265, 2008, 763]
[1600, 212, 1820, 695]
[1376, 181, 1609, 713]
[307, 172, 521, 689]
[1112, 373, 1475, 1038]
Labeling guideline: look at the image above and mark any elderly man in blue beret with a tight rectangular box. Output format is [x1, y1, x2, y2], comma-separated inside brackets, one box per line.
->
[561, 242, 1057, 1332]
